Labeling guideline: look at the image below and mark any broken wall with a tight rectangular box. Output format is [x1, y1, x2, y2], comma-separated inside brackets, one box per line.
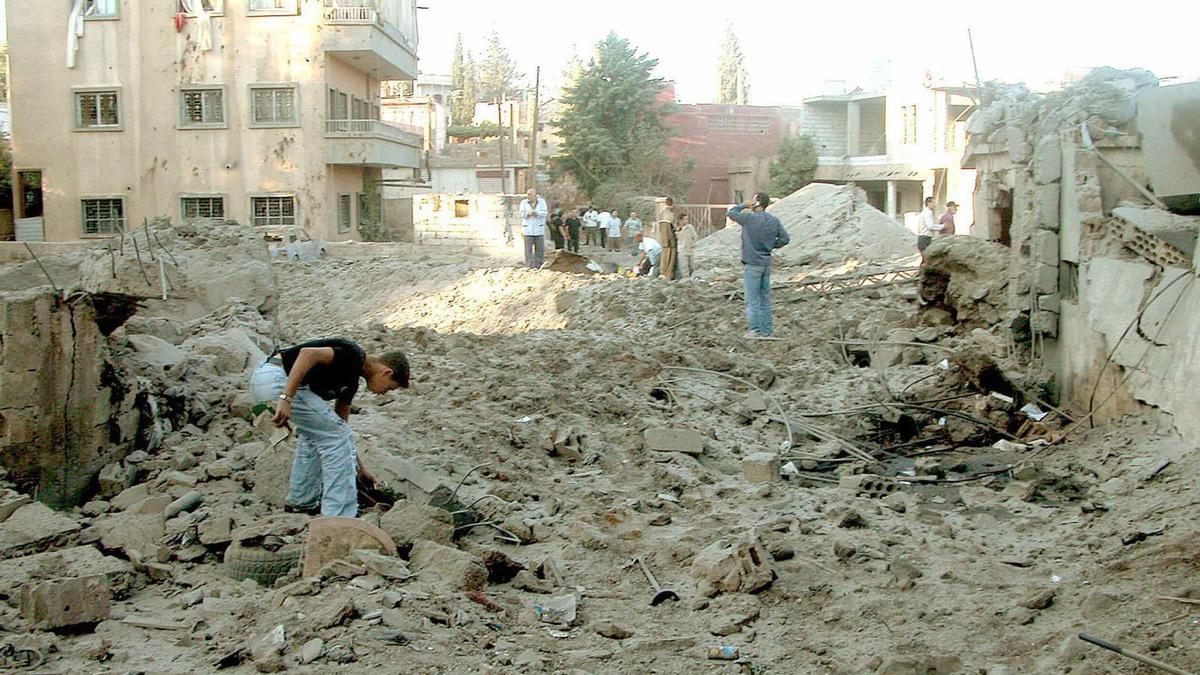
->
[413, 193, 523, 253]
[0, 290, 139, 507]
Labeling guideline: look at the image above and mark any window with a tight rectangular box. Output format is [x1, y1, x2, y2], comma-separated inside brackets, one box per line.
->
[177, 0, 223, 14]
[248, 0, 298, 15]
[83, 0, 118, 19]
[179, 87, 226, 128]
[337, 194, 353, 234]
[251, 195, 296, 227]
[82, 198, 124, 235]
[181, 196, 225, 219]
[337, 92, 349, 119]
[75, 89, 121, 130]
[249, 85, 298, 127]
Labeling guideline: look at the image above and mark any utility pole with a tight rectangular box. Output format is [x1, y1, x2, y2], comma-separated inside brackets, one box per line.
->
[497, 97, 507, 194]
[530, 65, 541, 189]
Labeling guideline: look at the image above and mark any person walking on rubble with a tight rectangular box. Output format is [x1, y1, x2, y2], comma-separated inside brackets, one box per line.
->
[249, 339, 409, 517]
[656, 197, 679, 280]
[728, 192, 790, 338]
[519, 188, 549, 269]
[676, 212, 699, 278]
[939, 201, 959, 237]
[916, 196, 943, 264]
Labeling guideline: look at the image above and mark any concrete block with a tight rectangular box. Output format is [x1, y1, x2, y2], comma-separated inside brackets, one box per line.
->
[126, 334, 187, 370]
[198, 516, 234, 546]
[690, 532, 775, 598]
[1034, 264, 1060, 295]
[98, 462, 138, 499]
[1038, 184, 1061, 230]
[409, 539, 487, 591]
[379, 502, 454, 550]
[0, 488, 32, 524]
[1032, 310, 1059, 337]
[20, 574, 114, 629]
[0, 502, 81, 559]
[1038, 294, 1061, 314]
[131, 494, 174, 515]
[96, 513, 165, 562]
[644, 428, 705, 456]
[1032, 230, 1060, 266]
[110, 483, 149, 511]
[839, 474, 902, 499]
[1033, 135, 1063, 184]
[1006, 126, 1032, 164]
[303, 517, 398, 577]
[742, 453, 781, 484]
[252, 446, 293, 507]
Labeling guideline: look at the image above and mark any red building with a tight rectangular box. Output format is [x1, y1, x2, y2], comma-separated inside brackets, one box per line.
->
[664, 94, 795, 205]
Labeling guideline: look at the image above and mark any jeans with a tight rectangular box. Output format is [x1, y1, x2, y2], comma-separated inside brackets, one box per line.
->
[523, 234, 545, 268]
[743, 264, 773, 335]
[249, 363, 358, 517]
[599, 230, 608, 248]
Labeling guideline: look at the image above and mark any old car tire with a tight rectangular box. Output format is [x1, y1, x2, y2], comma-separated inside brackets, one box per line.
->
[222, 541, 302, 586]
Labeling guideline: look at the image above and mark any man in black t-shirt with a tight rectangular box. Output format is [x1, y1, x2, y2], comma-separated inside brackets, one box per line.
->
[249, 338, 409, 517]
[565, 209, 582, 253]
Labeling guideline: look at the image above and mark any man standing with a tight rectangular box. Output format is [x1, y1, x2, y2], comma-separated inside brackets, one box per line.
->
[676, 212, 699, 277]
[249, 338, 409, 517]
[939, 201, 958, 236]
[565, 209, 582, 253]
[583, 206, 600, 247]
[597, 207, 612, 250]
[916, 196, 942, 263]
[624, 211, 644, 253]
[607, 209, 623, 251]
[728, 192, 790, 338]
[656, 197, 679, 280]
[519, 188, 549, 269]
[549, 209, 565, 251]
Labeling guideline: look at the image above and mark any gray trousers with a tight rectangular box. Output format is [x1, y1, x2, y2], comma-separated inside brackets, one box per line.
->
[524, 235, 545, 269]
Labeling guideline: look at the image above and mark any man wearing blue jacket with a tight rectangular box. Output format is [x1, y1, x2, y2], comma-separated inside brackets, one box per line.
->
[728, 192, 790, 337]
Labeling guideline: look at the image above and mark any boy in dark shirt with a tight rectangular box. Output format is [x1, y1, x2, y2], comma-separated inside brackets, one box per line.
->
[249, 338, 409, 517]
[565, 210, 582, 253]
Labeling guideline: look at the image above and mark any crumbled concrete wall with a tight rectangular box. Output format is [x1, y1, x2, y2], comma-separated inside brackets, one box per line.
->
[0, 291, 139, 507]
[413, 193, 524, 252]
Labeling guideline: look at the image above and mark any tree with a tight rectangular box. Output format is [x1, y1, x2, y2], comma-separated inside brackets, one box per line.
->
[450, 34, 469, 124]
[462, 55, 478, 121]
[767, 135, 818, 197]
[716, 26, 749, 105]
[553, 32, 689, 201]
[477, 31, 522, 102]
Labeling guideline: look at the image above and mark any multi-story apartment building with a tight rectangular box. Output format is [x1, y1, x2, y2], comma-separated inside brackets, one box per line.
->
[801, 76, 978, 228]
[7, 0, 421, 242]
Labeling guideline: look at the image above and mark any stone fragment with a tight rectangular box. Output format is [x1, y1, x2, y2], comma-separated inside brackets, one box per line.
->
[110, 483, 150, 511]
[644, 428, 705, 455]
[0, 489, 33, 523]
[126, 334, 187, 369]
[2, 546, 134, 629]
[1020, 588, 1056, 610]
[252, 446, 293, 507]
[1038, 184, 1061, 230]
[1033, 135, 1063, 185]
[80, 500, 110, 517]
[132, 494, 174, 515]
[742, 453, 781, 484]
[161, 471, 198, 487]
[0, 502, 81, 559]
[743, 391, 768, 413]
[351, 549, 412, 580]
[1034, 263, 1059, 295]
[690, 531, 776, 598]
[21, 574, 114, 629]
[198, 516, 234, 546]
[409, 539, 487, 591]
[95, 513, 165, 562]
[98, 462, 138, 498]
[1032, 230, 1060, 266]
[594, 620, 633, 639]
[379, 502, 454, 550]
[311, 592, 357, 629]
[303, 517, 398, 578]
[300, 638, 324, 664]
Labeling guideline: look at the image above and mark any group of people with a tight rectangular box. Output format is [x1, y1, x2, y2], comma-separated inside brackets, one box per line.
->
[916, 197, 959, 263]
[516, 189, 699, 278]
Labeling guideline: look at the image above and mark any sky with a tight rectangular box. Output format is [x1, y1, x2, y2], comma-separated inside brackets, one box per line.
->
[415, 0, 1200, 104]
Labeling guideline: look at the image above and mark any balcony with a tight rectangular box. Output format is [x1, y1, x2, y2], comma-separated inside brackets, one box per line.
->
[325, 119, 422, 168]
[323, 0, 418, 81]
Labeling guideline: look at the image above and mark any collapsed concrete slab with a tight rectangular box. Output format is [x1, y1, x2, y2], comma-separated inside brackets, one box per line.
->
[0, 501, 81, 560]
[0, 545, 135, 630]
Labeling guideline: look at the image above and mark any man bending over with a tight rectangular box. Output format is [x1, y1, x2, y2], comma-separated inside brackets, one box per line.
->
[250, 338, 409, 517]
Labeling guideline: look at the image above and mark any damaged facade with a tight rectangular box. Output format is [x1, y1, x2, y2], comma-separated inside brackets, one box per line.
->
[963, 69, 1200, 441]
[6, 0, 421, 242]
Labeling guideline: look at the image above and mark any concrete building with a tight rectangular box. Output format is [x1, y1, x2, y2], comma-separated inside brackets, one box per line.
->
[802, 78, 977, 228]
[429, 141, 528, 194]
[7, 0, 421, 242]
[665, 101, 790, 205]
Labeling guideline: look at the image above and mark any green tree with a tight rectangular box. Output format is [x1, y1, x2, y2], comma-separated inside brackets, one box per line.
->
[767, 135, 818, 197]
[450, 34, 468, 124]
[462, 55, 478, 121]
[553, 32, 689, 200]
[477, 30, 522, 102]
[716, 26, 748, 105]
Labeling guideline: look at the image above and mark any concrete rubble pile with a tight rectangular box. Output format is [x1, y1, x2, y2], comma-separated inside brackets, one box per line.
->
[693, 183, 917, 272]
[0, 223, 1194, 672]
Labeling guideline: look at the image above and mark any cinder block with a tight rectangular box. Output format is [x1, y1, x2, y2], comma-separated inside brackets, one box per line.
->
[20, 574, 114, 629]
[742, 453, 781, 484]
[1034, 264, 1060, 295]
[1038, 294, 1061, 314]
[1032, 310, 1059, 337]
[644, 428, 705, 456]
[1032, 230, 1060, 266]
[1038, 184, 1061, 230]
[839, 474, 901, 499]
[1033, 135, 1063, 185]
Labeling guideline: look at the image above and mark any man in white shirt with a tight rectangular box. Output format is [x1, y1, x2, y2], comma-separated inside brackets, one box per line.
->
[916, 196, 942, 264]
[607, 210, 623, 251]
[583, 207, 600, 247]
[624, 211, 643, 253]
[635, 232, 662, 278]
[597, 208, 612, 249]
[519, 188, 549, 269]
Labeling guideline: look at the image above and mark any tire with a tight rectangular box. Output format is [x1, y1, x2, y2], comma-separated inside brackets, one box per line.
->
[222, 542, 302, 586]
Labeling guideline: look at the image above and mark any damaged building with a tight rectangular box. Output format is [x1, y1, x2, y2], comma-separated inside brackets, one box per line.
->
[7, 0, 422, 242]
[963, 69, 1200, 441]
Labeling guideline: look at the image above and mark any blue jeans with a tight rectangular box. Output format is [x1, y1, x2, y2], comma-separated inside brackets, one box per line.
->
[249, 363, 358, 517]
[743, 264, 773, 335]
[524, 234, 545, 269]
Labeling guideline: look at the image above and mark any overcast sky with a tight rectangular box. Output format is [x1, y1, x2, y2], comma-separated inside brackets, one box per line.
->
[416, 0, 1200, 104]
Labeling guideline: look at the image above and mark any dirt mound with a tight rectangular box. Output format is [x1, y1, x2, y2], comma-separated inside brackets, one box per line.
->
[693, 184, 917, 272]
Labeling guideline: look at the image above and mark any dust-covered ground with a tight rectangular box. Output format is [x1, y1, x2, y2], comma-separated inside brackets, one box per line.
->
[1, 233, 1197, 675]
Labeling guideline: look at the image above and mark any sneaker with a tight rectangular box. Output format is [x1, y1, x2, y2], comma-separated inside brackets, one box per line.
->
[742, 330, 764, 339]
[283, 502, 320, 516]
